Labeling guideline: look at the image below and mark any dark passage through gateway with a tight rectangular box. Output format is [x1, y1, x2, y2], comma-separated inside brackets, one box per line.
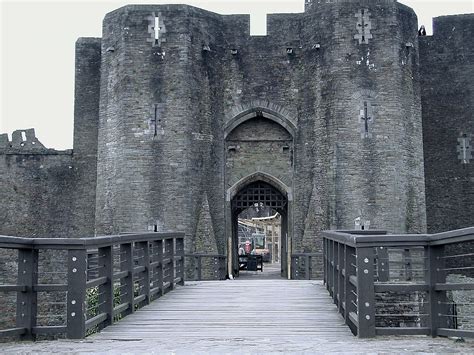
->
[231, 181, 289, 278]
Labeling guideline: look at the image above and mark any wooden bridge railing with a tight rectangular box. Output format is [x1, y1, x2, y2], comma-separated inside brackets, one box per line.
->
[185, 254, 227, 281]
[323, 228, 474, 338]
[0, 232, 184, 340]
[291, 253, 322, 280]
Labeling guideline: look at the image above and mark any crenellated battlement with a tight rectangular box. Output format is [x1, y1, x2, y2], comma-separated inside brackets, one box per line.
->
[0, 129, 72, 155]
[0, 128, 45, 149]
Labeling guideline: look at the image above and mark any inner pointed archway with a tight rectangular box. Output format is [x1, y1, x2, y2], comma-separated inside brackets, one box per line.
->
[231, 181, 289, 278]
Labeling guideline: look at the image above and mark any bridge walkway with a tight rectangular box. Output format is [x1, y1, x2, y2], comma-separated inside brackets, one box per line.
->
[95, 279, 350, 341]
[3, 279, 473, 353]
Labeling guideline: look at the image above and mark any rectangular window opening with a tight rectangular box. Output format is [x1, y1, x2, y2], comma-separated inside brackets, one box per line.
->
[21, 132, 26, 141]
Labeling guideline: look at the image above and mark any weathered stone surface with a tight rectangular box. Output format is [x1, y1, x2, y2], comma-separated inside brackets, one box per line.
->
[420, 14, 474, 233]
[0, 1, 472, 275]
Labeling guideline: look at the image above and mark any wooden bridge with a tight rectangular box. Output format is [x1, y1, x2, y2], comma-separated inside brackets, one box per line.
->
[1, 229, 474, 352]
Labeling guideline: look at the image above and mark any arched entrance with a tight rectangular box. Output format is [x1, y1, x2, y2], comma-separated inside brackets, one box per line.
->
[229, 180, 290, 278]
[224, 104, 295, 279]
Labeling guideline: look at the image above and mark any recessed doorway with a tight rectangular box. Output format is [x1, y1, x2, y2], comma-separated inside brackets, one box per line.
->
[230, 181, 288, 278]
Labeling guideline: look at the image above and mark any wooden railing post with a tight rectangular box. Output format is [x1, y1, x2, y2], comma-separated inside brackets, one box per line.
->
[329, 239, 333, 292]
[356, 247, 376, 338]
[67, 249, 87, 339]
[330, 240, 335, 298]
[337, 242, 344, 314]
[221, 256, 227, 280]
[164, 238, 174, 291]
[333, 242, 339, 304]
[156, 239, 164, 296]
[120, 243, 134, 316]
[170, 238, 175, 288]
[343, 245, 351, 325]
[290, 256, 296, 279]
[98, 246, 113, 329]
[427, 244, 448, 337]
[176, 237, 185, 286]
[16, 248, 38, 340]
[197, 256, 202, 281]
[323, 238, 326, 284]
[137, 241, 150, 305]
[305, 255, 311, 280]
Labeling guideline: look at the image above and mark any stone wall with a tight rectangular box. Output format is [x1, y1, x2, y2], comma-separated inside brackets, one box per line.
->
[6, 1, 470, 277]
[72, 38, 101, 238]
[0, 37, 101, 239]
[0, 130, 74, 238]
[420, 14, 474, 233]
[225, 117, 293, 191]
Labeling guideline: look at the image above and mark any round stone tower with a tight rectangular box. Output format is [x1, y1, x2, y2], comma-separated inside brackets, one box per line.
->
[94, 5, 232, 243]
[300, 0, 426, 233]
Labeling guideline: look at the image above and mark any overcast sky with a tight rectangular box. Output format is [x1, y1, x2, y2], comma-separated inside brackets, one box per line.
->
[1, 0, 473, 149]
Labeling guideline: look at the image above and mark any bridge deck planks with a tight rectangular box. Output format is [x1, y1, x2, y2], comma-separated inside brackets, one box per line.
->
[93, 279, 352, 341]
[3, 279, 474, 353]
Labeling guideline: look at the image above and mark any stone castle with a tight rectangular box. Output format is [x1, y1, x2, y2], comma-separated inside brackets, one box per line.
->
[1, 0, 473, 276]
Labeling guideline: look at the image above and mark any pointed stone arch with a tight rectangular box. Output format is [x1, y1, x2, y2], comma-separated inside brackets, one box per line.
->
[226, 171, 293, 279]
[226, 171, 293, 202]
[224, 104, 296, 139]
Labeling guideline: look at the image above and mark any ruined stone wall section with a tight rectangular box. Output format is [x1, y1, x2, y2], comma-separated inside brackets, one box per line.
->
[0, 38, 101, 239]
[420, 14, 474, 233]
[0, 129, 45, 151]
[0, 129, 76, 238]
[0, 146, 75, 238]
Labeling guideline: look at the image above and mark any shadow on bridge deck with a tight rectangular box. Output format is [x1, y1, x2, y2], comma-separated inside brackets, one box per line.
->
[237, 262, 283, 279]
[2, 279, 474, 353]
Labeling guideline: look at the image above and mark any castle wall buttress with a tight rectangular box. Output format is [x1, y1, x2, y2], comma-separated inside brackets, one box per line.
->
[72, 37, 101, 237]
[420, 14, 474, 233]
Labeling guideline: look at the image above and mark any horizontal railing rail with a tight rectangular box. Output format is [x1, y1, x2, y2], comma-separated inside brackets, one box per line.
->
[185, 254, 227, 281]
[322, 227, 474, 339]
[0, 232, 184, 341]
[291, 253, 323, 280]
